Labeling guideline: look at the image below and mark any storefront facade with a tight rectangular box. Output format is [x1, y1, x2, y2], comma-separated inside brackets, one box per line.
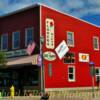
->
[0, 5, 41, 95]
[41, 5, 100, 90]
[0, 4, 100, 94]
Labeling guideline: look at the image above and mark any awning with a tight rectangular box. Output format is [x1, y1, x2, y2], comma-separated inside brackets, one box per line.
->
[7, 55, 39, 67]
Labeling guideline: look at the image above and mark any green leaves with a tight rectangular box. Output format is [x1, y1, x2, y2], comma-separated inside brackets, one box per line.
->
[0, 51, 7, 68]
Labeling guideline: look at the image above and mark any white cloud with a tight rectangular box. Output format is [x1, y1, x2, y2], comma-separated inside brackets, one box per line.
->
[0, 0, 100, 18]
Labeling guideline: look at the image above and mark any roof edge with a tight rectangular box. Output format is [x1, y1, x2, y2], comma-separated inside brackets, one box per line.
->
[0, 3, 99, 28]
[39, 3, 100, 28]
[0, 3, 40, 18]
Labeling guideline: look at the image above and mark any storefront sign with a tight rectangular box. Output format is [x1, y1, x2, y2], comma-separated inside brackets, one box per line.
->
[6, 49, 27, 58]
[32, 55, 39, 65]
[43, 51, 56, 61]
[79, 53, 89, 62]
[55, 40, 69, 59]
[46, 18, 55, 49]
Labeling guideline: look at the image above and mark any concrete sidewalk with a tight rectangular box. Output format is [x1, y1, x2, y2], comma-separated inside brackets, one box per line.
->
[0, 96, 100, 100]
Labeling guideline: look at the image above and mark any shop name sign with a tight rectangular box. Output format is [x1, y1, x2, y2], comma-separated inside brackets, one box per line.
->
[55, 40, 69, 59]
[43, 51, 56, 61]
[46, 18, 55, 49]
[6, 49, 27, 58]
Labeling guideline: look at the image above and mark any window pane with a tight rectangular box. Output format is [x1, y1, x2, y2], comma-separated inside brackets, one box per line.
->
[26, 28, 34, 46]
[68, 33, 73, 40]
[93, 37, 99, 49]
[69, 74, 73, 80]
[13, 32, 20, 49]
[95, 69, 99, 75]
[67, 32, 74, 46]
[1, 34, 8, 50]
[69, 68, 73, 73]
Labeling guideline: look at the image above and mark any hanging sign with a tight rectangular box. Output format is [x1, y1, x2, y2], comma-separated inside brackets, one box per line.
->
[43, 51, 56, 61]
[46, 18, 55, 49]
[79, 53, 89, 62]
[55, 40, 69, 59]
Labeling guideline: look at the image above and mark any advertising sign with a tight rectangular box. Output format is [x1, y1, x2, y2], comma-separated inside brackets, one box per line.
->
[32, 55, 39, 65]
[79, 53, 89, 62]
[55, 40, 69, 59]
[43, 51, 56, 61]
[46, 18, 55, 49]
[6, 49, 27, 58]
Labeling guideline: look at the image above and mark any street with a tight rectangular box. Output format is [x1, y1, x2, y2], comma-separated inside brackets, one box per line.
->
[0, 96, 100, 100]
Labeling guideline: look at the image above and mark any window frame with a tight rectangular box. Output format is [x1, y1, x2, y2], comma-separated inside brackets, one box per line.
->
[68, 66, 75, 82]
[12, 31, 20, 49]
[67, 31, 74, 47]
[1, 33, 8, 51]
[93, 36, 99, 51]
[95, 67, 100, 81]
[25, 27, 34, 47]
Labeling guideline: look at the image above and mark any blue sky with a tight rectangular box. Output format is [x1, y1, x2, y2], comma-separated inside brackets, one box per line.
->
[0, 0, 100, 26]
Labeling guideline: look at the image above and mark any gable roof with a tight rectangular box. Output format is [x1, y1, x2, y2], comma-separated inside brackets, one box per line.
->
[39, 3, 100, 28]
[0, 3, 99, 28]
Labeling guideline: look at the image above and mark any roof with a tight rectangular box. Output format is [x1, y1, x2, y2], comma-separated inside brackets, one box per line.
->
[0, 3, 99, 28]
[0, 3, 40, 18]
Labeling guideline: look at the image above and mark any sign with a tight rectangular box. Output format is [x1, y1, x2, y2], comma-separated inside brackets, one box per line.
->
[55, 40, 69, 59]
[79, 53, 89, 62]
[32, 55, 39, 65]
[43, 51, 56, 61]
[26, 42, 36, 55]
[89, 61, 95, 76]
[46, 18, 55, 49]
[6, 49, 27, 58]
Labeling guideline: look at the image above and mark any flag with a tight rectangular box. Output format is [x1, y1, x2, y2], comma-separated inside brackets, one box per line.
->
[26, 42, 36, 55]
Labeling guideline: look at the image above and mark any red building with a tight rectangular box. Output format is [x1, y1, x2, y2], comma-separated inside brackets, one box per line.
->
[0, 4, 100, 94]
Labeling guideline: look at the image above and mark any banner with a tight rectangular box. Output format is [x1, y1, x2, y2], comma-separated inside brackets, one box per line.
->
[55, 40, 69, 59]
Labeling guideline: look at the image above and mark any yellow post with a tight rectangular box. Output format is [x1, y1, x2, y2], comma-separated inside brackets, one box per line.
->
[10, 85, 15, 99]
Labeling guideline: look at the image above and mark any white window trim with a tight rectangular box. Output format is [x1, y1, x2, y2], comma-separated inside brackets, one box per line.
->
[67, 31, 74, 47]
[12, 31, 20, 49]
[25, 27, 34, 47]
[1, 33, 8, 51]
[68, 66, 75, 82]
[93, 36, 99, 51]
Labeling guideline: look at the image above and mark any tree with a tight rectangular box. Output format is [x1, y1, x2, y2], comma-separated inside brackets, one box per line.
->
[0, 51, 7, 68]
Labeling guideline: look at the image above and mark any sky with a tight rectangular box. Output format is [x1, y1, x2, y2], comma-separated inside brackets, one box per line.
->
[0, 0, 100, 26]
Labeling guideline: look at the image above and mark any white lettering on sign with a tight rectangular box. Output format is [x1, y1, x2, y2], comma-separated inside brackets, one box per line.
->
[6, 49, 27, 58]
[46, 18, 55, 49]
[55, 40, 69, 59]
[43, 51, 56, 61]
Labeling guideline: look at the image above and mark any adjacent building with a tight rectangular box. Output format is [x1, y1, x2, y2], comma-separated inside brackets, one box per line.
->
[0, 4, 100, 94]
